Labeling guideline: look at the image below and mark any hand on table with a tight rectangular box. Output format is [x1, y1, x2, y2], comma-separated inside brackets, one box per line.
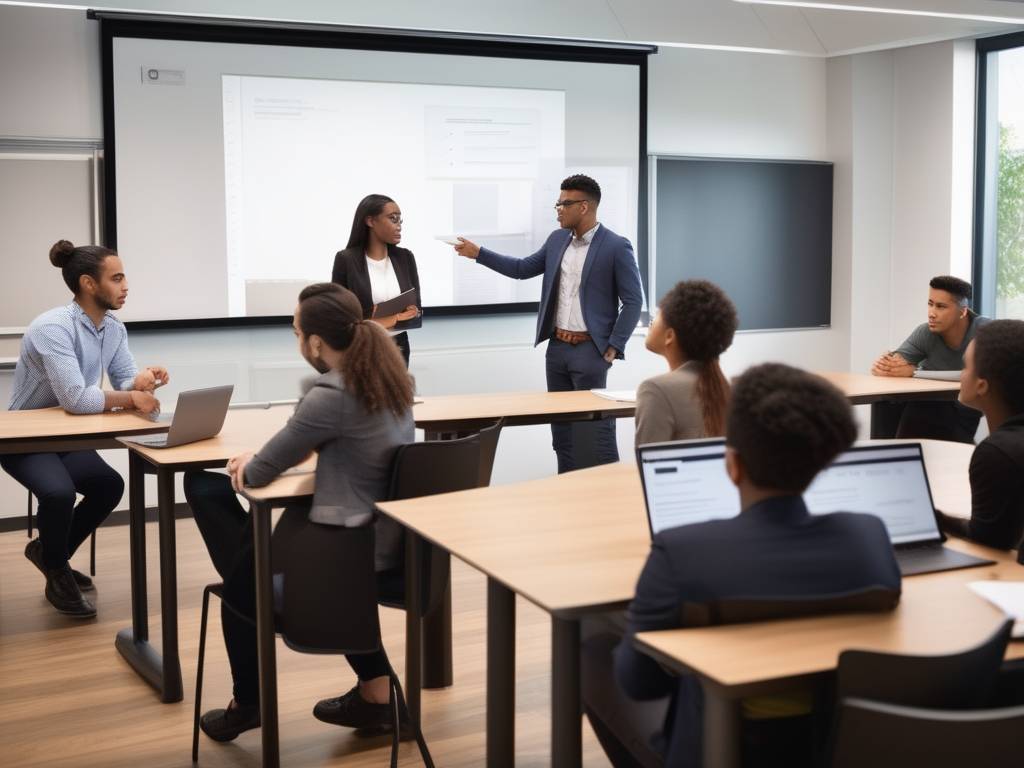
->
[227, 451, 255, 493]
[871, 352, 915, 378]
[133, 366, 170, 392]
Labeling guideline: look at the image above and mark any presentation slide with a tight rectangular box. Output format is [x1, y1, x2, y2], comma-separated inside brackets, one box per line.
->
[805, 447, 938, 544]
[109, 37, 641, 323]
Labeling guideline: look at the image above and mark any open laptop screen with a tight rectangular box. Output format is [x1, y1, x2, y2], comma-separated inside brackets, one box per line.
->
[637, 439, 737, 536]
[804, 444, 940, 545]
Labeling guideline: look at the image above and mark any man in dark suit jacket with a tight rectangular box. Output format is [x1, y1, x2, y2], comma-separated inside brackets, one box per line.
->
[584, 364, 902, 768]
[455, 174, 644, 472]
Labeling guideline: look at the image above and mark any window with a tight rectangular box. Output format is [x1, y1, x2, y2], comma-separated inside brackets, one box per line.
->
[976, 32, 1024, 319]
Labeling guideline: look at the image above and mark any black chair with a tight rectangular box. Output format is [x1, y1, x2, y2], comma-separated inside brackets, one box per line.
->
[27, 490, 97, 576]
[678, 586, 901, 627]
[192, 522, 433, 767]
[830, 697, 1024, 768]
[835, 618, 1014, 709]
[475, 418, 504, 487]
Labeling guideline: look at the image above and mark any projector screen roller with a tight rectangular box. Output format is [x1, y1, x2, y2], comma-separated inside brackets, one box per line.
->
[103, 28, 645, 325]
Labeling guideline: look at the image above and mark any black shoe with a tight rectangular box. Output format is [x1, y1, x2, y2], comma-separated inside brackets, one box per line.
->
[199, 702, 261, 742]
[44, 564, 96, 618]
[25, 539, 93, 591]
[313, 685, 412, 739]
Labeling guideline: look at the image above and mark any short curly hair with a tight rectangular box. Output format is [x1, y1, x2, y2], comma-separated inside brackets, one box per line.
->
[658, 280, 738, 361]
[560, 174, 601, 205]
[974, 319, 1024, 414]
[727, 363, 857, 493]
[930, 275, 972, 305]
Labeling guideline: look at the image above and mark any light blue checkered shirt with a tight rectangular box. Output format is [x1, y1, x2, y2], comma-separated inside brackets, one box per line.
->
[9, 302, 138, 414]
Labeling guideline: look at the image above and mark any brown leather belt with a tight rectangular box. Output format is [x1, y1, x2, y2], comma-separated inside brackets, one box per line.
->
[554, 328, 591, 345]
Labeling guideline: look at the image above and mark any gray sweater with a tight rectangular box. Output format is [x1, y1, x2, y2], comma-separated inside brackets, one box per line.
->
[895, 314, 990, 371]
[244, 369, 414, 569]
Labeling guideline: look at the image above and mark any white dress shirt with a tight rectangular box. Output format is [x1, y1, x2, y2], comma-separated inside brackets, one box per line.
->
[555, 223, 599, 332]
[366, 254, 404, 336]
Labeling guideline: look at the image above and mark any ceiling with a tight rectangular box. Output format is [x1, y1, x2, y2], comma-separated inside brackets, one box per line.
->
[4, 0, 1024, 56]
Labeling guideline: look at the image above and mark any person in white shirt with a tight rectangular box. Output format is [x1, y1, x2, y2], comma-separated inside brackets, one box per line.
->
[332, 194, 421, 367]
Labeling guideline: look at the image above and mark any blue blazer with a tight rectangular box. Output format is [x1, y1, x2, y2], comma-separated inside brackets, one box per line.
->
[476, 224, 644, 358]
[614, 496, 902, 768]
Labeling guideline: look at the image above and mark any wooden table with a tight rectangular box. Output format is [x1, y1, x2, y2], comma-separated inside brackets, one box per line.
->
[0, 406, 167, 456]
[112, 390, 641, 706]
[816, 371, 959, 405]
[374, 439, 988, 768]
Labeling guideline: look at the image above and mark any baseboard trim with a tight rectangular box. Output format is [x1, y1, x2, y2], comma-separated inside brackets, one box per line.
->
[0, 502, 193, 534]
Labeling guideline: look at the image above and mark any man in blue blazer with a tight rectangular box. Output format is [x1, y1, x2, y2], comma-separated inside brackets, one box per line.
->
[455, 174, 644, 472]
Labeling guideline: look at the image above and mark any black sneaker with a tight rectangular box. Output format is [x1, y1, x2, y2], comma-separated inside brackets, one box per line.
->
[313, 685, 412, 738]
[25, 539, 93, 591]
[44, 564, 96, 618]
[200, 702, 261, 742]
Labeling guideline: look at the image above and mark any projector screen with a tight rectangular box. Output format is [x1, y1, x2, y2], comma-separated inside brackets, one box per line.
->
[99, 19, 649, 326]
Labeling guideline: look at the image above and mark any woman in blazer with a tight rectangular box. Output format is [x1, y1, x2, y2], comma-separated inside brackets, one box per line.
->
[332, 194, 421, 366]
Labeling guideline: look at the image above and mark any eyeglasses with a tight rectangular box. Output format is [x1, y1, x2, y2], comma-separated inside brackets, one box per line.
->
[382, 213, 403, 225]
[554, 199, 589, 210]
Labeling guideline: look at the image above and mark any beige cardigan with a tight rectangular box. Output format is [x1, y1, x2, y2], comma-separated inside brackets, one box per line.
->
[634, 360, 706, 446]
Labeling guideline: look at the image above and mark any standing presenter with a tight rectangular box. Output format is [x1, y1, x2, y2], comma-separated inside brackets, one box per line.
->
[332, 194, 421, 367]
[454, 174, 643, 472]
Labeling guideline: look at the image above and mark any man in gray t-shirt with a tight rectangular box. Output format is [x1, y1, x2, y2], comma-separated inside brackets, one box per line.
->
[870, 275, 990, 443]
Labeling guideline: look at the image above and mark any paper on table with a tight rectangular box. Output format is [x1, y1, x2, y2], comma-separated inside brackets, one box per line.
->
[591, 389, 637, 403]
[912, 370, 961, 382]
[372, 287, 418, 318]
[968, 581, 1024, 638]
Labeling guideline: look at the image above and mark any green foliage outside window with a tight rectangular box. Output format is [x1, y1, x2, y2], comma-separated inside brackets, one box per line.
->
[998, 124, 1024, 300]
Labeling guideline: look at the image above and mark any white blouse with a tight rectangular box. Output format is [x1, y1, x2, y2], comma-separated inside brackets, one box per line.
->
[366, 254, 404, 336]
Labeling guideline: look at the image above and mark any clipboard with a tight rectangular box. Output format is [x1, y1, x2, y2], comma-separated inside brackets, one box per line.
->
[372, 287, 419, 318]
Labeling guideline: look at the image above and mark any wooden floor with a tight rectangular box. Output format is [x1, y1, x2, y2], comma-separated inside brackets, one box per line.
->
[0, 519, 613, 767]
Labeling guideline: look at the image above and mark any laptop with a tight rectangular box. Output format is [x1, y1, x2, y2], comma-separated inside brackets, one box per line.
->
[123, 385, 234, 449]
[636, 439, 994, 577]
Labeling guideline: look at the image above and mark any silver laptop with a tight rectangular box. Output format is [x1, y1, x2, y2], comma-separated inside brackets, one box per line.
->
[636, 439, 994, 576]
[124, 385, 234, 449]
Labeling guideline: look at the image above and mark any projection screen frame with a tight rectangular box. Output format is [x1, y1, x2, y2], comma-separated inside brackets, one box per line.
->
[92, 11, 655, 331]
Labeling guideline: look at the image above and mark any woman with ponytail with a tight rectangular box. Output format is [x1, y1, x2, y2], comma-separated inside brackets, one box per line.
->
[183, 283, 416, 744]
[635, 280, 738, 444]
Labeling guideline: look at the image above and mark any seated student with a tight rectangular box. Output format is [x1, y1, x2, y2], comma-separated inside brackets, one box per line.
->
[583, 364, 902, 768]
[186, 283, 415, 743]
[938, 319, 1024, 554]
[1, 240, 166, 619]
[871, 275, 990, 443]
[635, 280, 737, 444]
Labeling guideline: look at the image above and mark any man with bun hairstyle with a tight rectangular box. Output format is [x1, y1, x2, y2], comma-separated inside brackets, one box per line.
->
[584, 364, 901, 768]
[1, 240, 169, 618]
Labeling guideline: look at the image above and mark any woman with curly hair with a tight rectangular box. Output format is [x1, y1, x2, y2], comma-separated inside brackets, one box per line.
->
[635, 280, 738, 444]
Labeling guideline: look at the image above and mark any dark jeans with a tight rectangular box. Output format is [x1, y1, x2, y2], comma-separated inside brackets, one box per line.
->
[0, 450, 122, 569]
[871, 400, 980, 443]
[183, 470, 389, 706]
[393, 331, 410, 367]
[546, 337, 618, 473]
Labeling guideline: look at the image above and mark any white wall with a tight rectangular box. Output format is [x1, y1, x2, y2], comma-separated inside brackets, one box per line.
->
[8, 4, 973, 520]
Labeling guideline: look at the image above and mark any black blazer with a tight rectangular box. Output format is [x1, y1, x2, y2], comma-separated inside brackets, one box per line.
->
[331, 245, 422, 331]
[613, 495, 902, 768]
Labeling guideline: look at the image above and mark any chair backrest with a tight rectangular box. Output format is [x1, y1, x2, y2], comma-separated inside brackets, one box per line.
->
[835, 618, 1013, 709]
[387, 433, 482, 501]
[272, 513, 380, 655]
[678, 586, 901, 627]
[476, 418, 504, 487]
[831, 697, 1024, 768]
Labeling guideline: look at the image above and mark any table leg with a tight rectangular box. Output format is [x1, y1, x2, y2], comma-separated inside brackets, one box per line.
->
[404, 531, 424, 726]
[116, 454, 183, 702]
[423, 549, 453, 689]
[551, 615, 581, 768]
[253, 501, 280, 768]
[487, 578, 515, 768]
[702, 685, 741, 768]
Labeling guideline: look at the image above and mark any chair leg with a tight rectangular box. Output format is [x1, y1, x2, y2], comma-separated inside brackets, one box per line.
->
[389, 677, 400, 768]
[193, 585, 215, 763]
[388, 662, 435, 768]
[27, 491, 33, 538]
[89, 531, 97, 577]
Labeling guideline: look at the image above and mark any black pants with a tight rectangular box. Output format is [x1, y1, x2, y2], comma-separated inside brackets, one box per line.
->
[393, 331, 410, 368]
[870, 400, 980, 443]
[545, 337, 618, 473]
[183, 470, 389, 706]
[0, 450, 122, 569]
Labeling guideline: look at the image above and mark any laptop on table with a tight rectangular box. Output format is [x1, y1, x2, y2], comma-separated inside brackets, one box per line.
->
[122, 385, 234, 449]
[636, 439, 994, 577]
